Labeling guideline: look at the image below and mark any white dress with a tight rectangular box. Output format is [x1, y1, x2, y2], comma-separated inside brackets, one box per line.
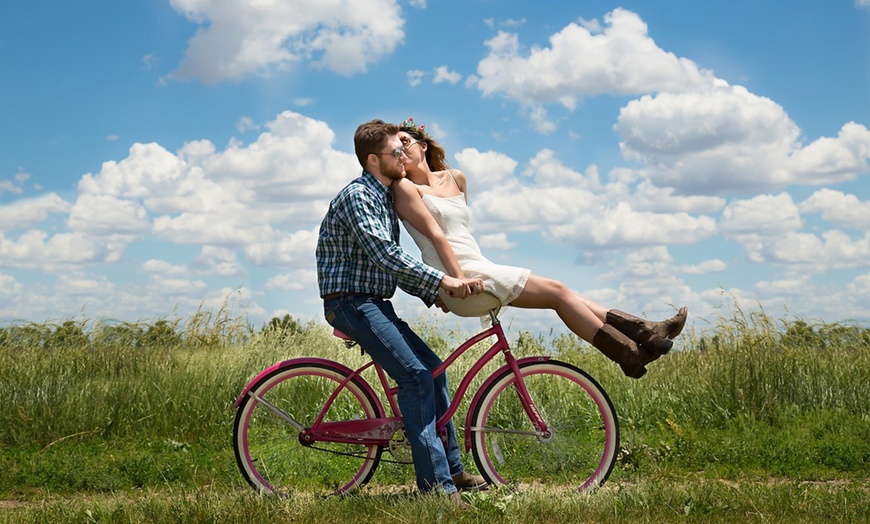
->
[403, 193, 530, 315]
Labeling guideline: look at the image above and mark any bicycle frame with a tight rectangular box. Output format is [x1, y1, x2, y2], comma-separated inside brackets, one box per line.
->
[233, 311, 553, 453]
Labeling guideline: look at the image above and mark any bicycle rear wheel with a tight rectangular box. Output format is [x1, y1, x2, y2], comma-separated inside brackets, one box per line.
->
[469, 360, 618, 492]
[233, 361, 384, 496]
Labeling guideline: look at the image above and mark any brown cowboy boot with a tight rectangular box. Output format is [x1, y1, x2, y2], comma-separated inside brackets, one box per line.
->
[606, 307, 688, 355]
[452, 471, 488, 491]
[655, 307, 688, 339]
[591, 324, 660, 379]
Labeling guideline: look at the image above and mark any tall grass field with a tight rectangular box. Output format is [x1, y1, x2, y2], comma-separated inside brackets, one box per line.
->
[1, 305, 868, 523]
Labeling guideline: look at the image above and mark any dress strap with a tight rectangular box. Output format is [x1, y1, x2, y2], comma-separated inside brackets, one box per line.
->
[444, 169, 460, 191]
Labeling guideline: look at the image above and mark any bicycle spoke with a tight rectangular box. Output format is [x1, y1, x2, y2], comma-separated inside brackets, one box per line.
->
[470, 361, 618, 492]
[233, 362, 383, 495]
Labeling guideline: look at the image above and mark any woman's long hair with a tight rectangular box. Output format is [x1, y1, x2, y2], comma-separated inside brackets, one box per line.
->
[400, 125, 450, 172]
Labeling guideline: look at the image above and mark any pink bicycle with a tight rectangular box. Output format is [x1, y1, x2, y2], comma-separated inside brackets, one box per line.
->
[232, 302, 619, 496]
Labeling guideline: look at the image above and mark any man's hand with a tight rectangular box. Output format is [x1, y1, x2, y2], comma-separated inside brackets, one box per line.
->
[433, 296, 450, 313]
[440, 275, 485, 299]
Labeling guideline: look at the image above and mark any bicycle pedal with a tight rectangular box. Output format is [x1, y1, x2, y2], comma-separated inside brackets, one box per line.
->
[388, 433, 414, 464]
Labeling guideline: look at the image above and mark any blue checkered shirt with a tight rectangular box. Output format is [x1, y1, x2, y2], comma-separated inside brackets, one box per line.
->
[316, 170, 444, 305]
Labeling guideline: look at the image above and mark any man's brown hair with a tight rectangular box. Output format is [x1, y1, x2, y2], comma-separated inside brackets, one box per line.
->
[354, 119, 399, 169]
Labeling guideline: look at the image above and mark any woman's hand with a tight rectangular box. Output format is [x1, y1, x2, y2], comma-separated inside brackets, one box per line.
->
[440, 276, 485, 298]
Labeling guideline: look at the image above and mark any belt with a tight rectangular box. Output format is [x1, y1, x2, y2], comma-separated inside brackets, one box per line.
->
[322, 292, 372, 301]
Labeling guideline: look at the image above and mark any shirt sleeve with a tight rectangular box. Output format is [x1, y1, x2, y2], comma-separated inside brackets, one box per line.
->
[339, 185, 443, 304]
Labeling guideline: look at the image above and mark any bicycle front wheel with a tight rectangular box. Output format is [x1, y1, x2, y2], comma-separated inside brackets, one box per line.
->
[469, 360, 618, 492]
[233, 361, 384, 496]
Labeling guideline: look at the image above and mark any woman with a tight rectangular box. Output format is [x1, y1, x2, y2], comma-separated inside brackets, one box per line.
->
[392, 118, 687, 379]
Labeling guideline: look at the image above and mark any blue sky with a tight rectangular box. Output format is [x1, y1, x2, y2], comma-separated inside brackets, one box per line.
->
[1, 1, 869, 336]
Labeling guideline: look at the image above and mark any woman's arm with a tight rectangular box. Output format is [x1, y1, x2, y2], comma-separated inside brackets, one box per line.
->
[393, 178, 466, 278]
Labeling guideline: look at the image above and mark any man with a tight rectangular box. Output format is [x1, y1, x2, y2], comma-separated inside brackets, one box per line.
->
[316, 119, 487, 505]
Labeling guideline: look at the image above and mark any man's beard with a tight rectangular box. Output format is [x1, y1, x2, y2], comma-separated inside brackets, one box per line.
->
[382, 162, 407, 182]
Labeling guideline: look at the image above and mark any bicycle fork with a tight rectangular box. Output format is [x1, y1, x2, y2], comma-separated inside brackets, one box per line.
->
[460, 320, 555, 449]
[478, 348, 554, 443]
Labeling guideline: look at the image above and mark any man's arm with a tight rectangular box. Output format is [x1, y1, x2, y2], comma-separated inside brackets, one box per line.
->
[341, 184, 444, 302]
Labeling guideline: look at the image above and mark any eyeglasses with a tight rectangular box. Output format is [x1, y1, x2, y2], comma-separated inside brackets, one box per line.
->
[370, 146, 406, 159]
[403, 139, 420, 150]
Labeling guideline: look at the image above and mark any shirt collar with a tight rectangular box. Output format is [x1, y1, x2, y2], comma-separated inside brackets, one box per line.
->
[360, 169, 391, 196]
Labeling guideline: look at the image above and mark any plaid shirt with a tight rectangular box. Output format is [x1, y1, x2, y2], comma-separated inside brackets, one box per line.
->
[316, 170, 444, 305]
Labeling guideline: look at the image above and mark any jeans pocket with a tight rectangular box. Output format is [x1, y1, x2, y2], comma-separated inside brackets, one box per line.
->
[325, 301, 356, 336]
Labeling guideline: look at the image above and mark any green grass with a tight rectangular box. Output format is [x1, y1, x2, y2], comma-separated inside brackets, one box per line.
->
[1, 304, 869, 522]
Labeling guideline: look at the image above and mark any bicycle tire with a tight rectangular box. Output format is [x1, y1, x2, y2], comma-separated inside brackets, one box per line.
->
[469, 360, 619, 492]
[233, 361, 384, 495]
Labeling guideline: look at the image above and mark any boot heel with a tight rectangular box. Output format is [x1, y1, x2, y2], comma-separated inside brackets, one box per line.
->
[648, 334, 673, 355]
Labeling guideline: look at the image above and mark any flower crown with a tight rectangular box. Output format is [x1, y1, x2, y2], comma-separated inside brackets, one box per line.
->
[400, 116, 428, 137]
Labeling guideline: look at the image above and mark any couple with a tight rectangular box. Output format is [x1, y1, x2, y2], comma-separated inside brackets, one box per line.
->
[316, 119, 687, 503]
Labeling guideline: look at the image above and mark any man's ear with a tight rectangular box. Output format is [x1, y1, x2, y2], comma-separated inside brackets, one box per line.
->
[364, 153, 377, 172]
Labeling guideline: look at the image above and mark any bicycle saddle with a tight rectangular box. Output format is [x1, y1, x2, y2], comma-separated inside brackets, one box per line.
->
[437, 290, 502, 317]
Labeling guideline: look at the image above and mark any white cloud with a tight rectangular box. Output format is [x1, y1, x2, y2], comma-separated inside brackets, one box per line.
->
[478, 233, 515, 250]
[755, 275, 812, 298]
[0, 230, 114, 269]
[1, 112, 354, 278]
[0, 193, 70, 229]
[0, 273, 22, 296]
[632, 180, 726, 214]
[472, 8, 715, 126]
[524, 149, 602, 189]
[265, 269, 318, 290]
[153, 212, 275, 246]
[78, 142, 187, 200]
[457, 147, 716, 250]
[143, 259, 188, 275]
[763, 230, 870, 269]
[800, 188, 870, 229]
[433, 66, 462, 85]
[246, 227, 319, 268]
[169, 0, 405, 82]
[79, 111, 354, 254]
[849, 272, 870, 299]
[59, 274, 117, 297]
[0, 180, 20, 194]
[618, 90, 870, 194]
[193, 246, 244, 277]
[142, 53, 157, 71]
[468, 8, 870, 193]
[591, 247, 697, 310]
[236, 116, 258, 133]
[720, 193, 802, 236]
[785, 121, 870, 184]
[721, 192, 870, 270]
[454, 147, 519, 190]
[67, 194, 150, 235]
[679, 259, 727, 274]
[407, 69, 424, 87]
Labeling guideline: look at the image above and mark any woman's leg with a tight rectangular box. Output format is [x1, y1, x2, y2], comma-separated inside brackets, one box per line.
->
[572, 292, 687, 342]
[510, 274, 664, 378]
[510, 274, 603, 341]
[572, 293, 608, 323]
[568, 287, 685, 352]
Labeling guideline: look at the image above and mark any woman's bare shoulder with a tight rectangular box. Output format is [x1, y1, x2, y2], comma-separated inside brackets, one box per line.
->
[393, 177, 425, 198]
[445, 169, 468, 193]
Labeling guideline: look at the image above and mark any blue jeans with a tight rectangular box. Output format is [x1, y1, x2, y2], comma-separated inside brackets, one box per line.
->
[324, 295, 463, 493]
